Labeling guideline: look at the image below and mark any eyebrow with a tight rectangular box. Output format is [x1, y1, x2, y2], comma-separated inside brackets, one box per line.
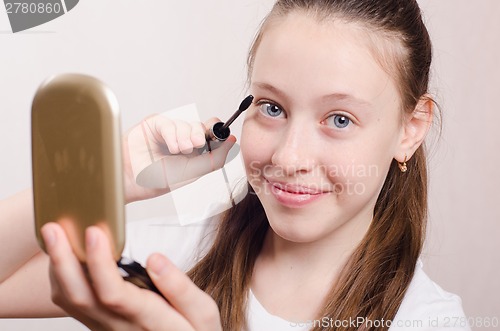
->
[252, 81, 372, 107]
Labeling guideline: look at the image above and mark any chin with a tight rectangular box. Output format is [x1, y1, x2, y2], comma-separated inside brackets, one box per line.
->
[263, 205, 338, 243]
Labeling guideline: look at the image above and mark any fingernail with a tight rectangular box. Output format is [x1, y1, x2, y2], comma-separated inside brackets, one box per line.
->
[148, 254, 167, 277]
[86, 227, 98, 249]
[41, 224, 56, 247]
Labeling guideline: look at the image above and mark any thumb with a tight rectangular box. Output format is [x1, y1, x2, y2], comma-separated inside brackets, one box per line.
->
[146, 254, 222, 331]
[206, 135, 237, 171]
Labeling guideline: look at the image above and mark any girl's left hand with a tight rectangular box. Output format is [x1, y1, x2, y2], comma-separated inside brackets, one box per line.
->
[41, 223, 222, 331]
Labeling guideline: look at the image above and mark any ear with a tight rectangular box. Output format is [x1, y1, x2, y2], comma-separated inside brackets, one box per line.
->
[395, 95, 434, 163]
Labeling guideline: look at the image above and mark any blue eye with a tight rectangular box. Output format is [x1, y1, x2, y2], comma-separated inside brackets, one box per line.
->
[326, 114, 351, 128]
[259, 102, 283, 117]
[334, 115, 350, 128]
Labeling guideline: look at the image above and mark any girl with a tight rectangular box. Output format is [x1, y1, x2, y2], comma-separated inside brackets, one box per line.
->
[0, 0, 470, 330]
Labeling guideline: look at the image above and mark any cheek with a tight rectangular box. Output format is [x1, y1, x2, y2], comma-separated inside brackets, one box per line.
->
[323, 130, 397, 198]
[325, 161, 386, 199]
[240, 121, 271, 177]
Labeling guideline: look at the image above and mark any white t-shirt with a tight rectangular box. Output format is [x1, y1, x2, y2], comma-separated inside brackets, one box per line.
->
[123, 215, 471, 331]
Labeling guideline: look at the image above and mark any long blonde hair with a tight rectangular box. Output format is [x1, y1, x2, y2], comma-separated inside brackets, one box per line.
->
[188, 1, 433, 330]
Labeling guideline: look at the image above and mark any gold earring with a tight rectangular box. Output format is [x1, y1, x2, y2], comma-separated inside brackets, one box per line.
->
[398, 155, 408, 173]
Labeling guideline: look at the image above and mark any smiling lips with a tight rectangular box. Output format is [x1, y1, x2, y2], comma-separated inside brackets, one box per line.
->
[265, 179, 331, 208]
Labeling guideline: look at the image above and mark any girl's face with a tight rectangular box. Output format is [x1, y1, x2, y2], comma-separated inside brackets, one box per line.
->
[241, 13, 405, 245]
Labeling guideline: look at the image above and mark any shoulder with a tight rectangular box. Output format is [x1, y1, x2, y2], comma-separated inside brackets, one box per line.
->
[390, 260, 471, 331]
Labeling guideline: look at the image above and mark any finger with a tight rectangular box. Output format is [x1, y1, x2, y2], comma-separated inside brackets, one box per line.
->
[151, 115, 180, 154]
[146, 254, 222, 331]
[172, 120, 196, 155]
[167, 135, 236, 183]
[43, 224, 143, 329]
[41, 223, 97, 313]
[85, 227, 196, 330]
[190, 121, 207, 149]
[85, 226, 157, 311]
[206, 135, 237, 169]
[204, 117, 222, 129]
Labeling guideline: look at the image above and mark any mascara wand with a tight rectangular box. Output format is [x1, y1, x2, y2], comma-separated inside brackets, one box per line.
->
[206, 95, 254, 142]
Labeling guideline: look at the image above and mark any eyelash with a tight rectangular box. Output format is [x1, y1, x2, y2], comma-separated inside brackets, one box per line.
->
[256, 100, 286, 118]
[322, 113, 353, 129]
[255, 100, 354, 129]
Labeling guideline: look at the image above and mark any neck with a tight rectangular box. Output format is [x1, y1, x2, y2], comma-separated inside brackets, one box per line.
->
[251, 205, 373, 321]
[262, 205, 373, 279]
[259, 228, 355, 286]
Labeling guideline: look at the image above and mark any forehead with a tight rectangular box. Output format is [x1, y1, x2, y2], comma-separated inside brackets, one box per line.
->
[251, 13, 401, 108]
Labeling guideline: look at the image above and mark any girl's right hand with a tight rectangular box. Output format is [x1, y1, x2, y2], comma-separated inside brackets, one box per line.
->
[123, 115, 236, 203]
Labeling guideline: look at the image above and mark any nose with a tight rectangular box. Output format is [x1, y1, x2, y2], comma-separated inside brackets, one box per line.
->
[271, 122, 317, 175]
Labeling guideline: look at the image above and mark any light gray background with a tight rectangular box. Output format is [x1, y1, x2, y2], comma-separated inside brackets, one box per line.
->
[0, 0, 498, 329]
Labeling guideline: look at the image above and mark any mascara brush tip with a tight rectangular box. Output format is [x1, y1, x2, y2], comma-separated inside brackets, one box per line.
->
[239, 95, 254, 111]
